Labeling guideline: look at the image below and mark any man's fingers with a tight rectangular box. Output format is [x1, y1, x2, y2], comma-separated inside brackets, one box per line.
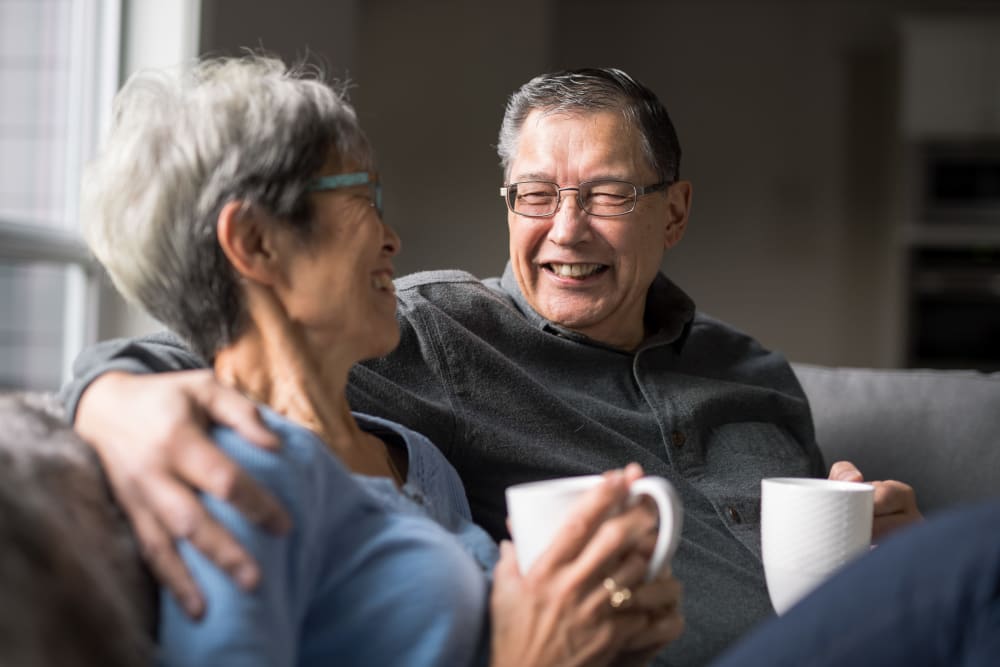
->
[129, 507, 204, 618]
[143, 474, 262, 590]
[872, 480, 917, 515]
[828, 460, 864, 482]
[172, 435, 291, 534]
[191, 377, 280, 450]
[871, 480, 922, 541]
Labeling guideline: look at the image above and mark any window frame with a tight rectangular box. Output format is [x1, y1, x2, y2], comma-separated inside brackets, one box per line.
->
[1, 0, 202, 388]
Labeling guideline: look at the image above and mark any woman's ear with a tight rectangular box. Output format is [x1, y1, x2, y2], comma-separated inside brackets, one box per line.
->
[216, 201, 282, 285]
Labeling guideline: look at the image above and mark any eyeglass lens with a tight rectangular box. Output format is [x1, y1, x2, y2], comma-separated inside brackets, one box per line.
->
[508, 181, 638, 217]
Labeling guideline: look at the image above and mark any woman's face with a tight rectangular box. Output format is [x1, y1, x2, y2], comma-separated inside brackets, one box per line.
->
[274, 159, 401, 363]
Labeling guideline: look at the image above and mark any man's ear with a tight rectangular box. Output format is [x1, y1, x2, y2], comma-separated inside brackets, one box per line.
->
[216, 201, 282, 285]
[663, 180, 692, 249]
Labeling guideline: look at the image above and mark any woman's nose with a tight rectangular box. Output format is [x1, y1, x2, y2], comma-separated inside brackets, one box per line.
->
[381, 220, 401, 255]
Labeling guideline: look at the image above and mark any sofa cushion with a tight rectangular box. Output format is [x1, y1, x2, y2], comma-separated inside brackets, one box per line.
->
[792, 363, 1000, 515]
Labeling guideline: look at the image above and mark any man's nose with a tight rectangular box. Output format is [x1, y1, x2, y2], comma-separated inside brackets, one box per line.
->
[548, 190, 591, 245]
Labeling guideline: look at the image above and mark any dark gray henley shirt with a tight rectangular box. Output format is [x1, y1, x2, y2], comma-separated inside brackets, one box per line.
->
[62, 264, 824, 666]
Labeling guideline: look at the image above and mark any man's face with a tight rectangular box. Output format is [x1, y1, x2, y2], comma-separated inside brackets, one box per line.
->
[506, 109, 691, 350]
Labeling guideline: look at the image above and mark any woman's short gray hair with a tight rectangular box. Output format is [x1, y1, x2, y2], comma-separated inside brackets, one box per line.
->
[496, 68, 681, 184]
[82, 54, 371, 361]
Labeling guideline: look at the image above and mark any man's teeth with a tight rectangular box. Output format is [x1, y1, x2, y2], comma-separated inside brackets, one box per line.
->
[372, 274, 394, 290]
[550, 263, 603, 278]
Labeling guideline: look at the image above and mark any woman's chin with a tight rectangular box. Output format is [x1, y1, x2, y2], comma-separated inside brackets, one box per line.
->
[360, 327, 401, 362]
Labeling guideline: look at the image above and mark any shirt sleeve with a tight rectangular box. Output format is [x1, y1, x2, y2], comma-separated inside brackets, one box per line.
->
[59, 330, 205, 422]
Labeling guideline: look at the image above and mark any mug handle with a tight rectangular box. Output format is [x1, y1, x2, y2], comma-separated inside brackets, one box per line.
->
[629, 477, 684, 581]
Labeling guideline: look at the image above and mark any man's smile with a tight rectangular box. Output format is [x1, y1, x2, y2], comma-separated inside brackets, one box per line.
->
[542, 262, 609, 279]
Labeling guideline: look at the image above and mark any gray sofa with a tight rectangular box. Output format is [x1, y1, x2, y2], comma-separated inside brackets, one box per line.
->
[0, 364, 996, 661]
[792, 363, 1000, 515]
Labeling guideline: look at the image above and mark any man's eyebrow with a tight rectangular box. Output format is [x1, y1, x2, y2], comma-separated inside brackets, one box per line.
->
[510, 171, 641, 184]
[510, 172, 553, 182]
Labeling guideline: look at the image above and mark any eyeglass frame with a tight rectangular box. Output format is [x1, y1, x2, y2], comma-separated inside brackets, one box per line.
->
[499, 179, 671, 218]
[308, 172, 383, 217]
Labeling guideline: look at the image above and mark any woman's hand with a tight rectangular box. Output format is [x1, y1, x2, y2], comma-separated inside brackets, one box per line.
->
[75, 370, 291, 617]
[490, 465, 684, 667]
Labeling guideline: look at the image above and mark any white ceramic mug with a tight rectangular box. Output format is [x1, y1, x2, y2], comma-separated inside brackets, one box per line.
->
[761, 477, 874, 615]
[505, 474, 683, 580]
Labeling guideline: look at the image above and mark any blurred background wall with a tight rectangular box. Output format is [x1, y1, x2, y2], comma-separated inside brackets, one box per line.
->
[8, 0, 997, 391]
[173, 0, 1000, 368]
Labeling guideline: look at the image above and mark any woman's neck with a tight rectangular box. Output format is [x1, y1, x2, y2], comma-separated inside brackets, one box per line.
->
[215, 323, 357, 440]
[212, 300, 400, 482]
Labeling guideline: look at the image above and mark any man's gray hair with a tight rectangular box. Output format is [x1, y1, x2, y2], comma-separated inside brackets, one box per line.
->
[496, 67, 681, 184]
[82, 54, 371, 361]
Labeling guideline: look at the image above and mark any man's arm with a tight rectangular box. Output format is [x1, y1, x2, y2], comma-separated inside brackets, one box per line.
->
[59, 331, 203, 421]
[62, 333, 289, 618]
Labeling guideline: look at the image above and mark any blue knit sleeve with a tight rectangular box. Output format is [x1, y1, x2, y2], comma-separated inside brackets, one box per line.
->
[157, 409, 488, 667]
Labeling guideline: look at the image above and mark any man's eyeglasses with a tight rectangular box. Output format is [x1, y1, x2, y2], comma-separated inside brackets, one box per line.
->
[500, 179, 670, 218]
[309, 172, 383, 217]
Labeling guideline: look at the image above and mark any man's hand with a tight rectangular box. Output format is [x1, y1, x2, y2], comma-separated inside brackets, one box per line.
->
[75, 370, 291, 617]
[828, 460, 923, 542]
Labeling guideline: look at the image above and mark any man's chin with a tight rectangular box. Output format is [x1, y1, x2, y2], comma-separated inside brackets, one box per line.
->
[535, 301, 603, 332]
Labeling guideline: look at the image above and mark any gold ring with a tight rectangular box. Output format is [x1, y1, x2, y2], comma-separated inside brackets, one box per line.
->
[603, 576, 633, 609]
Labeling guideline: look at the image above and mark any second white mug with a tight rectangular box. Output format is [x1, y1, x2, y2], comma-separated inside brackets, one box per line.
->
[761, 477, 874, 615]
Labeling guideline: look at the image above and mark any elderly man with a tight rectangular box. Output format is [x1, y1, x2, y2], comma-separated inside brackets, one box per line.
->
[65, 67, 919, 665]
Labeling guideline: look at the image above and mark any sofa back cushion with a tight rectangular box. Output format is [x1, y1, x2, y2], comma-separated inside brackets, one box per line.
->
[792, 363, 1000, 515]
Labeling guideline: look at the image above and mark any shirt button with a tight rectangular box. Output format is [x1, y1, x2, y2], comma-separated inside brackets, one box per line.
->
[726, 506, 742, 523]
[671, 431, 686, 448]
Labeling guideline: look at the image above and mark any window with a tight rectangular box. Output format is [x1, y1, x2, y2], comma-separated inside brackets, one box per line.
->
[0, 0, 119, 390]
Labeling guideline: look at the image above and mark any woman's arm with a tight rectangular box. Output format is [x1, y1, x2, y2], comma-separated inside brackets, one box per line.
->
[160, 418, 488, 667]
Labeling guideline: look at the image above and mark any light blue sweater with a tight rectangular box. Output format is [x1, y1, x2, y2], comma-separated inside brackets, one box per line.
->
[158, 409, 497, 666]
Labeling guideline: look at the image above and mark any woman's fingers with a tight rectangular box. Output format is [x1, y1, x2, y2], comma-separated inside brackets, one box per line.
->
[616, 571, 686, 654]
[630, 568, 683, 614]
[563, 498, 659, 587]
[525, 471, 631, 576]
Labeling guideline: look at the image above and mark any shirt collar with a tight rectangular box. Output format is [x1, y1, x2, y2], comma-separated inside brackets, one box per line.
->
[499, 262, 695, 352]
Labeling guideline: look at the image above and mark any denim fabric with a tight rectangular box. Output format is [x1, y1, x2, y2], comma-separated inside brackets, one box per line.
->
[63, 264, 824, 666]
[711, 500, 1000, 667]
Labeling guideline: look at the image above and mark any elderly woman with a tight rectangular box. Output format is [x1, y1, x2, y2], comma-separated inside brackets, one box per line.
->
[80, 55, 682, 666]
